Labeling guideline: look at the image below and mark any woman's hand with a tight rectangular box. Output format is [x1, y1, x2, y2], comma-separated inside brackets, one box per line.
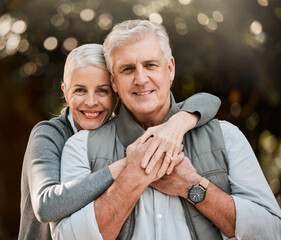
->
[138, 111, 199, 177]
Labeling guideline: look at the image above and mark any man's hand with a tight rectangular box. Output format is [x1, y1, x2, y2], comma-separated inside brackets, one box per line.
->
[139, 111, 199, 177]
[126, 137, 164, 183]
[151, 156, 201, 198]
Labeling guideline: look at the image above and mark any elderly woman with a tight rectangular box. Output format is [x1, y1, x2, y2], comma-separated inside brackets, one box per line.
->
[19, 44, 221, 240]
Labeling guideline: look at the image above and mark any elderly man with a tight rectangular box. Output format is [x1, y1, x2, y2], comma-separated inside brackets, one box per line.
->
[52, 20, 281, 240]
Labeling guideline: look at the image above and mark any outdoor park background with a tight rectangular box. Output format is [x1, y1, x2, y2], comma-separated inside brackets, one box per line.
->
[0, 0, 280, 239]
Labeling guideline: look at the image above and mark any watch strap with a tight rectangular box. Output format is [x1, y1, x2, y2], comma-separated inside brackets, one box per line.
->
[199, 177, 210, 189]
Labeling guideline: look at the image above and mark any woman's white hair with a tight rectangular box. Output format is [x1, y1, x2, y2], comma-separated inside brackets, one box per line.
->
[103, 19, 172, 74]
[63, 44, 106, 89]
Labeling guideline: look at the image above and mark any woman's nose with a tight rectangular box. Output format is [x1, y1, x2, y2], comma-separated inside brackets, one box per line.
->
[85, 93, 98, 106]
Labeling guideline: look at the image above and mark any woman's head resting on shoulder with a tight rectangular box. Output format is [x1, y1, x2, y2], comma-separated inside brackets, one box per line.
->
[62, 44, 117, 131]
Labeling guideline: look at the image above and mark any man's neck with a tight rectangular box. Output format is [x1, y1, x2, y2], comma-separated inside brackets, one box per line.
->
[130, 101, 171, 130]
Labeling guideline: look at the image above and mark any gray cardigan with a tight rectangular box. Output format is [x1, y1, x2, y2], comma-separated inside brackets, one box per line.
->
[18, 93, 220, 240]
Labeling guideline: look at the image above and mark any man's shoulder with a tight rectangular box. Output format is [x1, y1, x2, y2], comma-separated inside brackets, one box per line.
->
[88, 116, 118, 138]
[218, 120, 244, 143]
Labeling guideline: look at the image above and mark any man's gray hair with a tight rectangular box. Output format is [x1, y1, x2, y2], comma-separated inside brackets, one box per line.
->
[103, 19, 172, 74]
[63, 44, 107, 88]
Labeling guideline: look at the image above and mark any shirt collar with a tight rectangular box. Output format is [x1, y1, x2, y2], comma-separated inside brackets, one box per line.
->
[116, 93, 180, 148]
[67, 109, 78, 134]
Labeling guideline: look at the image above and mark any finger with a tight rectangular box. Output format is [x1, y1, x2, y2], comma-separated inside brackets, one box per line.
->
[155, 146, 174, 177]
[139, 128, 154, 143]
[141, 138, 160, 169]
[174, 152, 185, 166]
[166, 160, 175, 175]
[167, 151, 184, 174]
[145, 141, 168, 174]
[157, 154, 171, 178]
[128, 136, 142, 150]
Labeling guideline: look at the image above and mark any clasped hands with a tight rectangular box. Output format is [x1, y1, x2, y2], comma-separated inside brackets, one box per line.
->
[126, 121, 202, 198]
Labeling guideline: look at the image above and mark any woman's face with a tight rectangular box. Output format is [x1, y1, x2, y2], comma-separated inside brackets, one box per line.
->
[63, 65, 115, 131]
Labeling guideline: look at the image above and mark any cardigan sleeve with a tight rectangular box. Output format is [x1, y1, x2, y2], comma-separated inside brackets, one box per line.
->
[26, 120, 114, 223]
[176, 92, 221, 127]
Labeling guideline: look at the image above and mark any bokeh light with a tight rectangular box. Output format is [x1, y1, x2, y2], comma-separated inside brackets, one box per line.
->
[23, 61, 37, 76]
[0, 14, 12, 36]
[43, 36, 58, 51]
[80, 8, 95, 22]
[250, 20, 262, 35]
[18, 39, 29, 53]
[213, 10, 224, 23]
[206, 18, 218, 32]
[257, 0, 269, 7]
[132, 4, 146, 16]
[175, 17, 188, 35]
[149, 12, 163, 24]
[98, 13, 113, 30]
[11, 20, 27, 34]
[197, 13, 209, 25]
[178, 0, 192, 5]
[63, 37, 78, 52]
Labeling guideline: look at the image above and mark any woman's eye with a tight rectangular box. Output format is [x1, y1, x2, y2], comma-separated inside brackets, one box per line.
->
[98, 88, 110, 95]
[74, 88, 86, 93]
[99, 89, 108, 93]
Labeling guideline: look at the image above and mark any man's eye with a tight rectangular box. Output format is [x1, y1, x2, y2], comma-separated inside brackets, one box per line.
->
[122, 67, 134, 73]
[147, 63, 156, 68]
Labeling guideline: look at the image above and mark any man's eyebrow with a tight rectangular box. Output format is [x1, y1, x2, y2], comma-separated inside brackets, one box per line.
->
[144, 59, 159, 64]
[118, 63, 135, 69]
[118, 63, 135, 71]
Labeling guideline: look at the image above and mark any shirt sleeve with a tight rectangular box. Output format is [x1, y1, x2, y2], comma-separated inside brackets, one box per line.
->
[176, 92, 221, 128]
[50, 130, 103, 240]
[27, 123, 114, 223]
[52, 203, 103, 240]
[220, 121, 281, 240]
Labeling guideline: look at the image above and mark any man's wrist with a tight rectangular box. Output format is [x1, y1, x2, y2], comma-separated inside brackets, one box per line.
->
[108, 158, 127, 180]
[187, 177, 210, 205]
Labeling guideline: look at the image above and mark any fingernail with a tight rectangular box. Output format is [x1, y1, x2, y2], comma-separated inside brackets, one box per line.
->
[146, 168, 151, 174]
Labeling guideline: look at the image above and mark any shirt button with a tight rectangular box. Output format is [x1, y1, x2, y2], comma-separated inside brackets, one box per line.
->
[157, 213, 162, 219]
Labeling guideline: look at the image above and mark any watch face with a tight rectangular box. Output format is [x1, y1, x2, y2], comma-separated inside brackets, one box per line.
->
[188, 185, 206, 204]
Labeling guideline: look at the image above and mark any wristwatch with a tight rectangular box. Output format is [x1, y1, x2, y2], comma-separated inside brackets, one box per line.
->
[187, 177, 210, 205]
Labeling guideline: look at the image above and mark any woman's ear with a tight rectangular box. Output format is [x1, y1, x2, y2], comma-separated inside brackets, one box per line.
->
[61, 83, 68, 103]
[61, 83, 65, 92]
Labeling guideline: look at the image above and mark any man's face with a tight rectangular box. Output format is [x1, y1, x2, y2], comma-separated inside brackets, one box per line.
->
[110, 34, 175, 124]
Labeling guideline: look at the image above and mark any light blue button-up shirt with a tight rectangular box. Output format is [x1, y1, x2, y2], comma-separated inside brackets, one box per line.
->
[50, 118, 281, 240]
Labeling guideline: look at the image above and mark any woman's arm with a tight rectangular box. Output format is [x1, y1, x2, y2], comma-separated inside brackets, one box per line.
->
[26, 121, 114, 223]
[139, 92, 221, 177]
[177, 92, 221, 127]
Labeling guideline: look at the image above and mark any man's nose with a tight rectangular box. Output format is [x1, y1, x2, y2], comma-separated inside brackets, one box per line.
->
[134, 67, 149, 85]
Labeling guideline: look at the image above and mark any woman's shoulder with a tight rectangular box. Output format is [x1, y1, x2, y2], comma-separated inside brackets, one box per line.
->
[31, 113, 72, 139]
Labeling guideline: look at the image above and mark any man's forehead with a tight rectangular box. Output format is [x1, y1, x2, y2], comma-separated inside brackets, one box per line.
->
[112, 38, 164, 67]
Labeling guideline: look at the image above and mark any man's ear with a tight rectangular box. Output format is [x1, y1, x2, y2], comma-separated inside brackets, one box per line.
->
[110, 75, 118, 93]
[168, 57, 175, 84]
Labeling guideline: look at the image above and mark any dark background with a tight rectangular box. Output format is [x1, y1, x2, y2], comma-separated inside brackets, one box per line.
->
[0, 0, 280, 239]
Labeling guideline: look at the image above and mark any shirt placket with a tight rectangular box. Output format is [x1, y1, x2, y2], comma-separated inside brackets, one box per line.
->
[153, 189, 166, 240]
